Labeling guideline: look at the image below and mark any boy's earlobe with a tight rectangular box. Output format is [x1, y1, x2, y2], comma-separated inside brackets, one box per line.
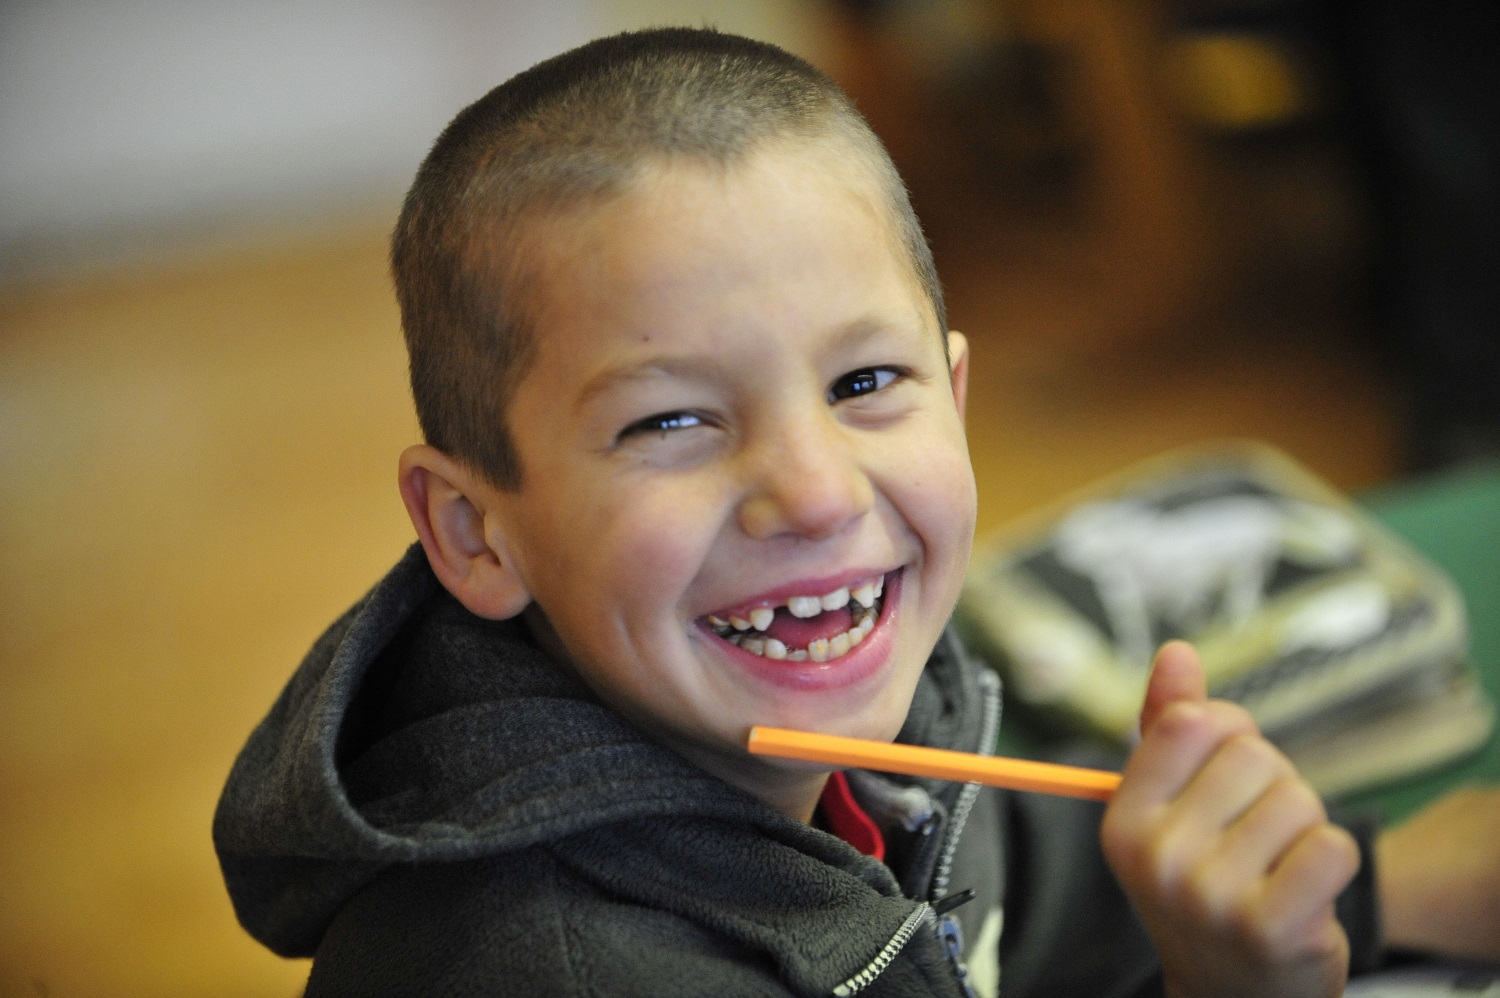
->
[946, 330, 970, 420]
[397, 445, 532, 620]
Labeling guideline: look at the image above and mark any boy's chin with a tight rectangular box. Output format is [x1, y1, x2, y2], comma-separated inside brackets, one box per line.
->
[750, 701, 911, 748]
[754, 754, 839, 776]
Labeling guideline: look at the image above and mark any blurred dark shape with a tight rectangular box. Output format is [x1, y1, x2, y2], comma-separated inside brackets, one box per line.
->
[1166, 0, 1500, 469]
[828, 0, 1497, 474]
[1320, 3, 1500, 472]
[839, 0, 901, 18]
[922, 33, 1089, 244]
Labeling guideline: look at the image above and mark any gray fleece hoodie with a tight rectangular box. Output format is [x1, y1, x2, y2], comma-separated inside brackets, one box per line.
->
[214, 545, 1381, 997]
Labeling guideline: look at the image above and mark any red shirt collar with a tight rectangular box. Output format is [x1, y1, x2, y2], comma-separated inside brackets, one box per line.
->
[817, 771, 885, 862]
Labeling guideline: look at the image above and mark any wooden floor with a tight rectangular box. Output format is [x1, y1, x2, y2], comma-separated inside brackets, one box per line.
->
[0, 15, 1405, 997]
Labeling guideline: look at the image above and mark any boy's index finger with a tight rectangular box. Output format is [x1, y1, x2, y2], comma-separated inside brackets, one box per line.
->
[1112, 699, 1217, 814]
[1113, 699, 1263, 814]
[1112, 641, 1212, 813]
[1139, 640, 1209, 736]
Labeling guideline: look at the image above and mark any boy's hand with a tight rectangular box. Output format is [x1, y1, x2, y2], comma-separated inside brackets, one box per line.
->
[1100, 641, 1360, 998]
[1378, 784, 1500, 962]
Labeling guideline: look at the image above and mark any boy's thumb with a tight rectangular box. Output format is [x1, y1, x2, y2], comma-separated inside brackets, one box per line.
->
[1138, 640, 1208, 735]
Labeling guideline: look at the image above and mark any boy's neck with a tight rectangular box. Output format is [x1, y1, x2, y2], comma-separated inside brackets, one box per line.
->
[734, 767, 829, 825]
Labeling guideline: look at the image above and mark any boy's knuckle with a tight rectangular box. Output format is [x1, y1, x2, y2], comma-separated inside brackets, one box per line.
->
[1256, 735, 1293, 773]
[1177, 859, 1231, 924]
[1142, 824, 1196, 893]
[1221, 732, 1281, 775]
[1316, 825, 1361, 878]
[1269, 776, 1326, 824]
[1151, 702, 1203, 745]
[1203, 700, 1258, 736]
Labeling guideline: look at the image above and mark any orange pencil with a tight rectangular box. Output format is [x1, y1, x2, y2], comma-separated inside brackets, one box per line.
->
[747, 726, 1121, 802]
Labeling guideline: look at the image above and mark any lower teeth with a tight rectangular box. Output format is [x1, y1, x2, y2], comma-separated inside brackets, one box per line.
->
[716, 600, 880, 662]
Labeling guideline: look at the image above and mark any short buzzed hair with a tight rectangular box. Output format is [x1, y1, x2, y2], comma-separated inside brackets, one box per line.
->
[392, 27, 945, 489]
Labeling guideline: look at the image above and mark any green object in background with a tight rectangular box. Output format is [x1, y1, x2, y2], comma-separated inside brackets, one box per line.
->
[1345, 462, 1500, 823]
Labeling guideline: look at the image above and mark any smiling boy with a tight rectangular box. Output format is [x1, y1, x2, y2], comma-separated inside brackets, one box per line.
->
[215, 27, 1498, 998]
[401, 136, 976, 827]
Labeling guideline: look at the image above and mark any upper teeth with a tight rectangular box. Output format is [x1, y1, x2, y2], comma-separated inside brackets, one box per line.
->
[709, 575, 885, 632]
[776, 577, 884, 620]
[747, 576, 882, 624]
[786, 596, 822, 618]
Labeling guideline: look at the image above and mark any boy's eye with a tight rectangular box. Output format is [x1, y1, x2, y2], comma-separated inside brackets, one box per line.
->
[828, 367, 901, 402]
[620, 411, 704, 437]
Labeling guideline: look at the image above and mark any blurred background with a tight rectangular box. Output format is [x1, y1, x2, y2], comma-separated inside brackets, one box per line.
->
[2, 0, 1494, 994]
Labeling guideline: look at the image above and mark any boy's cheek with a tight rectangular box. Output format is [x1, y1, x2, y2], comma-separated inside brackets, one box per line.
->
[918, 451, 978, 546]
[545, 470, 717, 562]
[880, 425, 974, 501]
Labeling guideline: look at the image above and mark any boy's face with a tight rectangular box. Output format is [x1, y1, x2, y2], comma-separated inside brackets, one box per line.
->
[480, 138, 976, 800]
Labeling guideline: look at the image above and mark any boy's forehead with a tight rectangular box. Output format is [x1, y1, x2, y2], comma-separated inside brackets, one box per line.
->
[507, 136, 925, 327]
[509, 136, 890, 246]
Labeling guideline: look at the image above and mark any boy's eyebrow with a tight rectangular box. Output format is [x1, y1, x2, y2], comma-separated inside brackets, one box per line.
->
[574, 314, 927, 410]
[574, 356, 725, 411]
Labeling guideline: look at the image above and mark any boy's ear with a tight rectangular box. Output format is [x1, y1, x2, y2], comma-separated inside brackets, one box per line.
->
[397, 444, 532, 620]
[946, 330, 970, 420]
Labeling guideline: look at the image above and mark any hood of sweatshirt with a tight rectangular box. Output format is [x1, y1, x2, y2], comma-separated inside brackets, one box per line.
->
[214, 544, 993, 987]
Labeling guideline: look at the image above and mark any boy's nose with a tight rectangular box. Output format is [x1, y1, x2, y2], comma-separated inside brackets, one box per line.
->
[736, 423, 875, 542]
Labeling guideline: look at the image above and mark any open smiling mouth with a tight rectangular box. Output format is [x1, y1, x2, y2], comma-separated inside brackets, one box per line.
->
[703, 573, 888, 663]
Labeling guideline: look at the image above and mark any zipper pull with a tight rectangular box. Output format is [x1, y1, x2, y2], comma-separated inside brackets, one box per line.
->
[932, 887, 975, 917]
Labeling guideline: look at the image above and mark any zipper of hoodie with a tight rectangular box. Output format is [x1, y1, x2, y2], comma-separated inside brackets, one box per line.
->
[929, 669, 1001, 903]
[831, 902, 933, 997]
[829, 667, 1003, 997]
